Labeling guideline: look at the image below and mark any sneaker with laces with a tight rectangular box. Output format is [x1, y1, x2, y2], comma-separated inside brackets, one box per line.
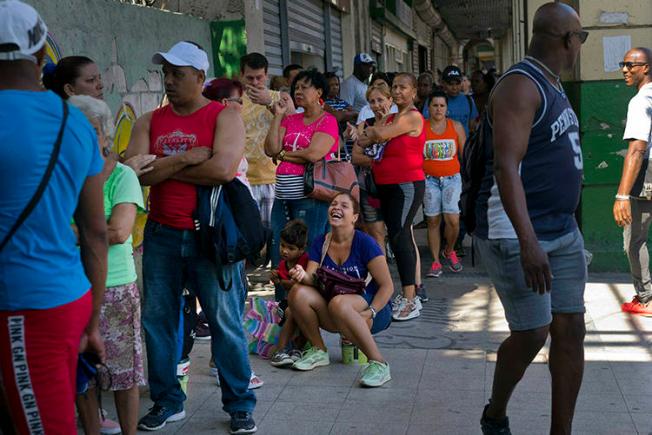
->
[427, 261, 443, 278]
[391, 294, 404, 313]
[392, 299, 420, 321]
[416, 284, 429, 302]
[622, 296, 652, 316]
[288, 349, 303, 362]
[270, 351, 294, 367]
[359, 360, 391, 387]
[230, 411, 257, 434]
[194, 322, 211, 340]
[292, 347, 330, 371]
[480, 404, 511, 435]
[137, 404, 185, 431]
[443, 250, 463, 273]
[99, 409, 121, 435]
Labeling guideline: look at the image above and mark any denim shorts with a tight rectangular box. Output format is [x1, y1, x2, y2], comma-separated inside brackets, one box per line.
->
[475, 228, 587, 331]
[424, 174, 462, 216]
[360, 189, 383, 223]
[362, 292, 391, 334]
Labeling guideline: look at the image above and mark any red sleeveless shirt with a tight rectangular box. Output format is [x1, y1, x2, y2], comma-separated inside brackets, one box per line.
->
[149, 101, 224, 229]
[372, 110, 426, 185]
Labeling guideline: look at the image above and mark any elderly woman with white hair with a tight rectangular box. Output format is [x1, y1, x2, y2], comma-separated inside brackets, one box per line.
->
[69, 95, 145, 435]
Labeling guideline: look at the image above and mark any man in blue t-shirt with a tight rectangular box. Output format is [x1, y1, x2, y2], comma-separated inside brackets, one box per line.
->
[441, 65, 478, 136]
[0, 2, 107, 433]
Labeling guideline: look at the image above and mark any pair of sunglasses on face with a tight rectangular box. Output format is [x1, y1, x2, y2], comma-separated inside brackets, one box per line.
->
[619, 61, 648, 70]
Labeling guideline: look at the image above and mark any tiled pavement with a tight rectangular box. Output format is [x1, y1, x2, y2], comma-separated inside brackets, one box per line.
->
[97, 233, 652, 434]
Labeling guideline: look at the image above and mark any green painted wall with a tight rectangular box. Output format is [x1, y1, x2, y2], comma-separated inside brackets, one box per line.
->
[568, 79, 639, 271]
[211, 20, 247, 78]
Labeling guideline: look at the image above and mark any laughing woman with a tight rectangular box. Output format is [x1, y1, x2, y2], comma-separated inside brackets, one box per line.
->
[287, 193, 393, 387]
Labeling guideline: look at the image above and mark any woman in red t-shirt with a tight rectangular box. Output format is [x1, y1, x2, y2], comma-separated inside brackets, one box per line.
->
[423, 91, 466, 278]
[358, 73, 426, 322]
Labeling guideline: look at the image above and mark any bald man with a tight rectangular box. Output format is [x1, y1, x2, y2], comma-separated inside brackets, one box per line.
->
[613, 48, 652, 315]
[473, 3, 588, 434]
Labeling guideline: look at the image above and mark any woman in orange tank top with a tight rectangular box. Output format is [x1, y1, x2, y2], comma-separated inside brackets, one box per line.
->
[423, 91, 466, 278]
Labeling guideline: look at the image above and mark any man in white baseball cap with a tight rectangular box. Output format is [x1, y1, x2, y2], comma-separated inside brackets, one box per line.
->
[0, 1, 108, 434]
[152, 40, 209, 75]
[127, 41, 257, 433]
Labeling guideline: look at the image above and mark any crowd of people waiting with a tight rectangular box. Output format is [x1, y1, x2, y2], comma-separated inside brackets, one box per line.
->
[10, 0, 645, 434]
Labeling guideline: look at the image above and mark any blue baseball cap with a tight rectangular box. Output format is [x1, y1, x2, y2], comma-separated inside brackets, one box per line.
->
[354, 53, 375, 65]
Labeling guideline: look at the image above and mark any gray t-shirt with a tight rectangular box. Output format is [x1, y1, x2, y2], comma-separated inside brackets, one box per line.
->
[340, 75, 368, 112]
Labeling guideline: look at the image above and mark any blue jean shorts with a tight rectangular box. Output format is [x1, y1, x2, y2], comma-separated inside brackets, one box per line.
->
[475, 228, 587, 331]
[424, 174, 462, 216]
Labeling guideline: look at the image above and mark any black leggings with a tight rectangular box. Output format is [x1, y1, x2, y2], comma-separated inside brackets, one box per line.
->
[377, 180, 425, 287]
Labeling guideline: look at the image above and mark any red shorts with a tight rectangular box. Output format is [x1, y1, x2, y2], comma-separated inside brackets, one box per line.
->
[0, 291, 91, 435]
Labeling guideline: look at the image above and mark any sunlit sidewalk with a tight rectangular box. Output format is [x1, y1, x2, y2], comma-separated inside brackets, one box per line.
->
[90, 263, 652, 435]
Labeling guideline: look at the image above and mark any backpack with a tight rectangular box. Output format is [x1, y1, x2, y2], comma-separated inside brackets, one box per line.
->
[195, 178, 270, 290]
[459, 113, 488, 234]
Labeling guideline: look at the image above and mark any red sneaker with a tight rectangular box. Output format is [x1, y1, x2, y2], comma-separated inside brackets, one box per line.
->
[622, 296, 652, 316]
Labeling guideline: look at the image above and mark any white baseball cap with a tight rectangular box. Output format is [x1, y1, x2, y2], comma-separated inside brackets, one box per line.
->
[152, 41, 209, 75]
[0, 0, 48, 63]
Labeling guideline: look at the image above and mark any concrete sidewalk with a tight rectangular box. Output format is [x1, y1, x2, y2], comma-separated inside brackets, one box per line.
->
[98, 231, 652, 434]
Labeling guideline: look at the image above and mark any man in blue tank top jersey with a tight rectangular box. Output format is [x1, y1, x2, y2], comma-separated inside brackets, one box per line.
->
[474, 3, 589, 434]
[613, 48, 652, 316]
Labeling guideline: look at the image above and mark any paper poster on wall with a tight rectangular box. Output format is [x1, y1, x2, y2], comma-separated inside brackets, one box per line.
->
[603, 35, 631, 72]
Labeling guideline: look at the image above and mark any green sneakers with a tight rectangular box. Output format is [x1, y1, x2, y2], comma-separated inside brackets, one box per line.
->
[291, 347, 330, 371]
[359, 360, 391, 387]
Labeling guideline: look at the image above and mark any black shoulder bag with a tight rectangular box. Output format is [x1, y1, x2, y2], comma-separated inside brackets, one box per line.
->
[0, 99, 68, 251]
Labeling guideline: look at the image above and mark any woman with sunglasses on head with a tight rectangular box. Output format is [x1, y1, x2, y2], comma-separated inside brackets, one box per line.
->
[265, 69, 340, 299]
[69, 96, 145, 435]
[358, 72, 426, 322]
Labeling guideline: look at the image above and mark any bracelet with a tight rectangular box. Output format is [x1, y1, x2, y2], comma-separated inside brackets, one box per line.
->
[368, 305, 377, 319]
[615, 194, 630, 201]
[277, 150, 286, 161]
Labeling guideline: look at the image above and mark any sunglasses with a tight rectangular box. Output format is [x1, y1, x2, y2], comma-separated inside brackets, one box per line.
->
[618, 61, 648, 70]
[569, 30, 589, 44]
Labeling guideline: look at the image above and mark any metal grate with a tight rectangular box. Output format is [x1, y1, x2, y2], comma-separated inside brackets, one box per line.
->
[433, 0, 511, 40]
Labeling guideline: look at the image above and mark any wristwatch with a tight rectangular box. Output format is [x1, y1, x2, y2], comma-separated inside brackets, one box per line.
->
[368, 305, 377, 319]
[277, 149, 286, 161]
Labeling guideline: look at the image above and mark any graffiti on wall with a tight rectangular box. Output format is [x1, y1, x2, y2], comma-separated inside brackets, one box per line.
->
[47, 36, 163, 248]
[102, 39, 165, 248]
[45, 33, 63, 64]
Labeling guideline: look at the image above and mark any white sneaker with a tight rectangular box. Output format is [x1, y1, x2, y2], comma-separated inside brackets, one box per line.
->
[392, 299, 420, 321]
[391, 294, 405, 313]
[414, 296, 423, 311]
[212, 367, 263, 390]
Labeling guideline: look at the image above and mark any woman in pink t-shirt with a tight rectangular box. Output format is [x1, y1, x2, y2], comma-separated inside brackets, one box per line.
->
[265, 70, 339, 293]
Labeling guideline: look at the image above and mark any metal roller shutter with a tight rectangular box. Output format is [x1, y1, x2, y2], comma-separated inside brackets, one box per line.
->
[263, 0, 283, 77]
[329, 8, 344, 76]
[288, 0, 325, 57]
